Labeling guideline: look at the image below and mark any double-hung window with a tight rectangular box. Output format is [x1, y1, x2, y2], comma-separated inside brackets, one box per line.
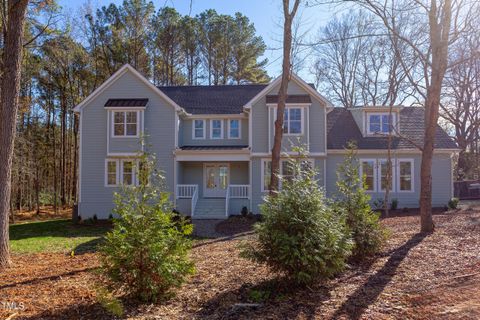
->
[228, 119, 241, 139]
[397, 159, 414, 192]
[122, 160, 134, 185]
[113, 111, 138, 137]
[367, 113, 394, 135]
[379, 159, 395, 191]
[210, 119, 223, 139]
[105, 160, 119, 186]
[193, 119, 205, 139]
[283, 107, 302, 135]
[360, 159, 376, 191]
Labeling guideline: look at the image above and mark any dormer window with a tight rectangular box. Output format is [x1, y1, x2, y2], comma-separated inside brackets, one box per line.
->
[367, 113, 395, 135]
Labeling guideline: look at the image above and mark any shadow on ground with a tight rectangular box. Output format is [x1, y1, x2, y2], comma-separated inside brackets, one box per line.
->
[196, 232, 427, 320]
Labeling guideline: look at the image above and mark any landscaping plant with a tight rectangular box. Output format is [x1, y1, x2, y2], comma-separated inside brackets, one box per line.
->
[335, 143, 387, 259]
[242, 149, 352, 286]
[100, 151, 194, 302]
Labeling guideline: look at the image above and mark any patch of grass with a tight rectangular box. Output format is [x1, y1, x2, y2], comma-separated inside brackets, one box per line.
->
[9, 219, 111, 254]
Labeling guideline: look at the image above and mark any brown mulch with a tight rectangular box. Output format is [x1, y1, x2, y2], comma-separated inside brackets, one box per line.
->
[1, 209, 480, 320]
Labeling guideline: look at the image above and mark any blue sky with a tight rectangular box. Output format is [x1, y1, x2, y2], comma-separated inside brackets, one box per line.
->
[58, 0, 344, 82]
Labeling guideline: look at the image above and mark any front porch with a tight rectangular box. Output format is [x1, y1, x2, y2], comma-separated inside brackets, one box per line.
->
[175, 161, 251, 219]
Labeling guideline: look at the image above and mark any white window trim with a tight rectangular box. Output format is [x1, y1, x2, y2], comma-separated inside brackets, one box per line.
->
[111, 110, 140, 138]
[283, 107, 304, 136]
[228, 119, 242, 139]
[261, 158, 315, 192]
[105, 159, 119, 187]
[192, 119, 206, 140]
[359, 158, 377, 192]
[378, 158, 396, 192]
[396, 158, 415, 193]
[210, 119, 224, 139]
[366, 112, 396, 135]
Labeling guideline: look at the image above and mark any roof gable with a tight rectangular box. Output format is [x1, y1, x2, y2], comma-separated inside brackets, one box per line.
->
[73, 64, 183, 113]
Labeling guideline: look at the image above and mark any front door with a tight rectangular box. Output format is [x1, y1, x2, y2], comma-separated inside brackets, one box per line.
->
[204, 163, 229, 198]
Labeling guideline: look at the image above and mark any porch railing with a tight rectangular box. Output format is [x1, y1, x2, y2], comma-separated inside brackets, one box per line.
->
[228, 185, 250, 198]
[176, 184, 199, 217]
[225, 184, 250, 217]
[176, 184, 197, 198]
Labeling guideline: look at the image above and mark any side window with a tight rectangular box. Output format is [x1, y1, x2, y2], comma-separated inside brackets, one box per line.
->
[379, 159, 395, 191]
[360, 160, 376, 191]
[105, 160, 118, 186]
[262, 160, 271, 192]
[398, 160, 414, 191]
[228, 119, 241, 139]
[193, 119, 205, 139]
[122, 160, 135, 186]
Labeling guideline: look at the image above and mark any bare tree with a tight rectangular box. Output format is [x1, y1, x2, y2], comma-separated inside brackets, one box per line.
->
[0, 0, 30, 269]
[354, 0, 477, 232]
[270, 0, 301, 192]
[440, 24, 480, 180]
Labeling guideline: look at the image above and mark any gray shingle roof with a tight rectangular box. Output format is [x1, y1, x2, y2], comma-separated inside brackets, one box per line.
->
[327, 107, 457, 150]
[158, 84, 267, 114]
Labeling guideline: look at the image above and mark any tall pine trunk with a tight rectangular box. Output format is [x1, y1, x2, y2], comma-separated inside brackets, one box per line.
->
[0, 0, 30, 270]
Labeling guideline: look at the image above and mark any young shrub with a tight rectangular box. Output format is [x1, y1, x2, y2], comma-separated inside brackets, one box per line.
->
[448, 197, 459, 210]
[242, 150, 352, 286]
[335, 142, 387, 259]
[100, 151, 194, 302]
[390, 198, 399, 211]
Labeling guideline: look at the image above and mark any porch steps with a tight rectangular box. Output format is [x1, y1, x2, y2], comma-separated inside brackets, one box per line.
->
[193, 198, 226, 220]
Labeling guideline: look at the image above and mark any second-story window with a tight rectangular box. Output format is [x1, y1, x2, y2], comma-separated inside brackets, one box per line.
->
[211, 119, 223, 139]
[283, 107, 302, 135]
[228, 119, 241, 139]
[367, 113, 394, 135]
[193, 119, 205, 139]
[113, 111, 138, 137]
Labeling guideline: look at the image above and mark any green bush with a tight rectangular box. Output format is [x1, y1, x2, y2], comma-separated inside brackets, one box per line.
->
[100, 152, 194, 302]
[335, 142, 387, 259]
[241, 151, 353, 286]
[390, 198, 398, 211]
[448, 197, 459, 209]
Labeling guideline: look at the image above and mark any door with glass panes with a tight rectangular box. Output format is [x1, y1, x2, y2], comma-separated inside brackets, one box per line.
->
[204, 163, 229, 197]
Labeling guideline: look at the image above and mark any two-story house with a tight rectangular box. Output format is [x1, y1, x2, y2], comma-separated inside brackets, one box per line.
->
[73, 64, 457, 219]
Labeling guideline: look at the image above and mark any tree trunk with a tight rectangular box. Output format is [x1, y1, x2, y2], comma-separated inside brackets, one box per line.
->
[0, 0, 30, 270]
[419, 0, 452, 233]
[270, 0, 300, 193]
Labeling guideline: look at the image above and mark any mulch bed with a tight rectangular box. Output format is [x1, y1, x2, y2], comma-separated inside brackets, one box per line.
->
[1, 208, 480, 319]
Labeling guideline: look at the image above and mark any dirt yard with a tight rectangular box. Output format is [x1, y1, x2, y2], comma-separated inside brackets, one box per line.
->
[1, 208, 480, 319]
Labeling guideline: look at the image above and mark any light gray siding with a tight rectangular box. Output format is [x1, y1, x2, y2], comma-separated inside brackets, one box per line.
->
[326, 152, 453, 208]
[350, 109, 364, 135]
[181, 118, 248, 146]
[79, 70, 177, 219]
[251, 80, 327, 154]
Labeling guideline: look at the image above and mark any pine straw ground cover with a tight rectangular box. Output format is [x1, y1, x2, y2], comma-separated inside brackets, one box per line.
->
[1, 207, 480, 319]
